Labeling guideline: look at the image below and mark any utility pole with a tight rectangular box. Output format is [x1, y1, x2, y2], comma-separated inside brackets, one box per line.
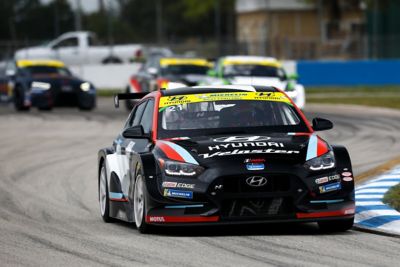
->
[74, 0, 82, 31]
[156, 0, 163, 44]
[215, 0, 221, 56]
[54, 0, 60, 37]
[372, 0, 378, 58]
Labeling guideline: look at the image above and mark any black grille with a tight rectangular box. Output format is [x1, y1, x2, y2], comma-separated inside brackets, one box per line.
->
[213, 174, 302, 219]
[221, 197, 294, 218]
[222, 174, 291, 194]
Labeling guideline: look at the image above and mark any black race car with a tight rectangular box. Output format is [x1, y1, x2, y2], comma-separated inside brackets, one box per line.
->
[125, 57, 211, 110]
[98, 85, 355, 233]
[6, 59, 96, 111]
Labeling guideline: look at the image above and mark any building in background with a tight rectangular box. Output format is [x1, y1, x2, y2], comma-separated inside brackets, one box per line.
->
[236, 0, 366, 59]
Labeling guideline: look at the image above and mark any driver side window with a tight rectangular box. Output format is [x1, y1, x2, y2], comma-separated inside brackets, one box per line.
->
[278, 68, 287, 80]
[140, 99, 154, 134]
[128, 101, 147, 127]
[53, 37, 78, 49]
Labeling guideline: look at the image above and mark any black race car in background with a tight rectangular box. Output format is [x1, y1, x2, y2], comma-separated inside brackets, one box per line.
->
[6, 59, 96, 111]
[125, 57, 211, 110]
[98, 85, 355, 233]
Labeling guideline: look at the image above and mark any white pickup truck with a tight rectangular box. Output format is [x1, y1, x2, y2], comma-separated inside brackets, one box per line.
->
[15, 31, 143, 65]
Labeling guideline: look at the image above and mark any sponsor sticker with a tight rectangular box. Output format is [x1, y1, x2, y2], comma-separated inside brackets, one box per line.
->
[160, 58, 210, 67]
[319, 182, 341, 193]
[315, 177, 329, 184]
[344, 208, 355, 215]
[177, 183, 195, 189]
[199, 148, 299, 159]
[246, 163, 265, 171]
[162, 182, 195, 189]
[328, 174, 340, 181]
[163, 189, 193, 199]
[343, 177, 353, 182]
[244, 158, 265, 163]
[342, 172, 352, 177]
[148, 216, 165, 222]
[162, 181, 177, 188]
[158, 92, 291, 109]
[315, 174, 340, 185]
[207, 139, 284, 151]
[214, 136, 271, 143]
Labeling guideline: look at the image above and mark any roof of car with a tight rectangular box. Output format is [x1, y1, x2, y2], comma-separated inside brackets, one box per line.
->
[159, 57, 211, 67]
[160, 85, 279, 96]
[16, 59, 65, 68]
[222, 56, 281, 68]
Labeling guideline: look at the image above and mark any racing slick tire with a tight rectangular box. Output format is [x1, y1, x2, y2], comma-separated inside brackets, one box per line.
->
[318, 217, 354, 233]
[102, 56, 123, 64]
[133, 171, 149, 233]
[13, 88, 30, 111]
[38, 106, 53, 111]
[99, 163, 112, 223]
[78, 104, 95, 111]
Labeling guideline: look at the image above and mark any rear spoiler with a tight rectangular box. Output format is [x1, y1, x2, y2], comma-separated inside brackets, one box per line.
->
[114, 93, 148, 108]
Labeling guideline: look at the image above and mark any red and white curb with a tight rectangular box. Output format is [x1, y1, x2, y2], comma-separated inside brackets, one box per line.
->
[355, 166, 400, 235]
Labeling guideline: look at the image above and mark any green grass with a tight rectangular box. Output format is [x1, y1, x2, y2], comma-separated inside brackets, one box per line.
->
[383, 184, 400, 212]
[306, 86, 400, 109]
[306, 86, 400, 94]
[96, 89, 123, 97]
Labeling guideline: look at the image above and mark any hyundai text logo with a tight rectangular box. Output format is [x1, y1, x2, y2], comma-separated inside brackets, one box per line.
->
[245, 176, 268, 187]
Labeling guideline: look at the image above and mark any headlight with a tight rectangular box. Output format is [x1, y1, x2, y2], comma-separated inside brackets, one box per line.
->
[305, 151, 335, 171]
[159, 159, 204, 177]
[31, 81, 51, 90]
[80, 82, 91, 91]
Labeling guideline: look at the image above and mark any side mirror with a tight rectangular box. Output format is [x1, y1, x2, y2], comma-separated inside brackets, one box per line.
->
[207, 69, 217, 77]
[147, 67, 158, 76]
[312, 117, 333, 131]
[288, 73, 299, 80]
[122, 125, 147, 139]
[6, 69, 16, 78]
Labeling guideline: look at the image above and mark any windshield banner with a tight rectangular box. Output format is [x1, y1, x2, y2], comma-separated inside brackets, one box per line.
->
[159, 92, 291, 110]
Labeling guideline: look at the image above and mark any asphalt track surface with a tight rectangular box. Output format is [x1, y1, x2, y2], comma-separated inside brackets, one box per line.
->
[1, 99, 400, 266]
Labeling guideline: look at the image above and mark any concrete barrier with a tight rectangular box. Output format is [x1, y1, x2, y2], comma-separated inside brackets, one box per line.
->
[70, 63, 141, 90]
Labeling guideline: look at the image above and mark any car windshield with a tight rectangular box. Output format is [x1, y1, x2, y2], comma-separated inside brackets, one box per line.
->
[23, 66, 71, 76]
[157, 92, 309, 139]
[223, 64, 283, 78]
[161, 65, 209, 76]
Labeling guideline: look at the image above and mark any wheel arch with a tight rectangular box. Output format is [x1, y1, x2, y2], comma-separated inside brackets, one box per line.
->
[97, 147, 114, 192]
[332, 145, 352, 170]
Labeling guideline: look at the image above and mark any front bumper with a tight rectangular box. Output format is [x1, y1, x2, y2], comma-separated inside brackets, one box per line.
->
[30, 88, 95, 108]
[144, 169, 355, 225]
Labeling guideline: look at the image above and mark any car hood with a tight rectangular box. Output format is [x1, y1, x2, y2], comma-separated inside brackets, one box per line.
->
[15, 46, 51, 58]
[156, 133, 329, 167]
[228, 76, 287, 90]
[30, 75, 83, 86]
[165, 74, 207, 85]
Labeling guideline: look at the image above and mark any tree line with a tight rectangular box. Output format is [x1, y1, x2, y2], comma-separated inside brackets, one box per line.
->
[0, 0, 235, 44]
